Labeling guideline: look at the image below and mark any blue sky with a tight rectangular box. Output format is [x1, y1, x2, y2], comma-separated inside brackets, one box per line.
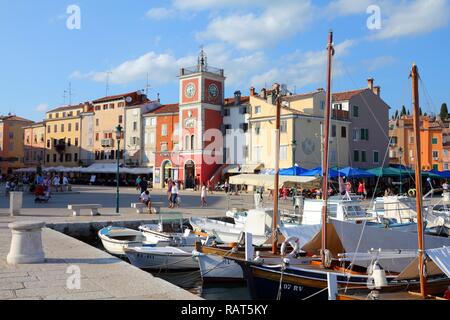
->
[1, 0, 449, 121]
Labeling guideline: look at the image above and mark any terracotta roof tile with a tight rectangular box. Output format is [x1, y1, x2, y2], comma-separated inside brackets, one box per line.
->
[224, 96, 250, 106]
[92, 91, 148, 105]
[145, 103, 179, 115]
[332, 89, 368, 102]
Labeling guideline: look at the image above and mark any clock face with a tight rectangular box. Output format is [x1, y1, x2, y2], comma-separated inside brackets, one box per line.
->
[185, 83, 196, 98]
[208, 83, 219, 98]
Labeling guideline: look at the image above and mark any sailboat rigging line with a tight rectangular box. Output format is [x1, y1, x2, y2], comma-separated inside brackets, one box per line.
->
[302, 287, 328, 300]
[276, 263, 286, 300]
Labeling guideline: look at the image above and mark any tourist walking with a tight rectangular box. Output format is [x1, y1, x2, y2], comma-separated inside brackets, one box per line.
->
[167, 179, 173, 207]
[357, 181, 364, 197]
[170, 181, 179, 209]
[201, 183, 207, 207]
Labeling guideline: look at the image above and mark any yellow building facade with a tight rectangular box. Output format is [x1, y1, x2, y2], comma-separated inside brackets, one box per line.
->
[45, 104, 89, 167]
[248, 87, 350, 170]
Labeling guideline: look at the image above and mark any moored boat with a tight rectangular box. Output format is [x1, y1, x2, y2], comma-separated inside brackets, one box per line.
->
[98, 226, 154, 256]
[125, 246, 199, 271]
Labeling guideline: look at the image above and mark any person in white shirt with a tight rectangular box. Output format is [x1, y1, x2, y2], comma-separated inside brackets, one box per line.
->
[443, 181, 449, 193]
[52, 175, 61, 192]
[140, 190, 152, 214]
[201, 183, 207, 207]
[170, 182, 179, 208]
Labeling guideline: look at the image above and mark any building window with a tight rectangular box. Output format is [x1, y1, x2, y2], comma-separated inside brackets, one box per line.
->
[255, 106, 261, 114]
[280, 120, 287, 133]
[353, 129, 359, 141]
[185, 136, 190, 150]
[103, 104, 108, 110]
[353, 150, 359, 162]
[74, 153, 78, 162]
[280, 145, 288, 161]
[254, 123, 261, 135]
[67, 138, 71, 147]
[65, 153, 72, 162]
[68, 123, 72, 132]
[341, 126, 347, 138]
[53, 154, 57, 162]
[224, 109, 230, 116]
[63, 112, 66, 117]
[433, 164, 439, 171]
[433, 150, 439, 159]
[118, 102, 125, 108]
[109, 103, 114, 109]
[47, 140, 50, 148]
[96, 119, 99, 126]
[409, 136, 414, 144]
[240, 123, 249, 133]
[75, 138, 79, 146]
[243, 146, 249, 158]
[331, 125, 336, 137]
[95, 133, 99, 141]
[54, 125, 57, 133]
[161, 124, 168, 136]
[191, 135, 195, 150]
[353, 105, 359, 117]
[55, 113, 59, 118]
[432, 138, 438, 145]
[48, 126, 50, 133]
[46, 154, 50, 163]
[361, 150, 367, 162]
[161, 142, 168, 152]
[360, 128, 369, 141]
[133, 122, 138, 131]
[118, 115, 123, 124]
[373, 151, 379, 164]
[61, 124, 64, 132]
[224, 124, 232, 132]
[445, 163, 449, 170]
[75, 123, 79, 131]
[320, 101, 325, 110]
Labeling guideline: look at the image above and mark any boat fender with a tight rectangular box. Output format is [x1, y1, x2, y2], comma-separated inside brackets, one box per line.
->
[281, 236, 301, 258]
[321, 249, 332, 268]
[371, 261, 387, 289]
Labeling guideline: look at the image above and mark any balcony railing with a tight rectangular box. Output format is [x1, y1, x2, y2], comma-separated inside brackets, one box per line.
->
[180, 65, 224, 77]
[331, 110, 349, 121]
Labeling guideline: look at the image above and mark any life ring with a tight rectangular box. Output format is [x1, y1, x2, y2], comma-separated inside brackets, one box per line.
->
[281, 236, 301, 257]
[408, 189, 416, 197]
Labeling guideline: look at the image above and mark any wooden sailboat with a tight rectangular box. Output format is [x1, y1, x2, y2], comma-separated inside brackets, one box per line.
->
[223, 37, 450, 300]
[336, 64, 450, 300]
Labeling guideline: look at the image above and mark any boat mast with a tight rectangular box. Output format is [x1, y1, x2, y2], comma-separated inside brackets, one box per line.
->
[411, 63, 427, 297]
[272, 83, 281, 254]
[321, 31, 334, 267]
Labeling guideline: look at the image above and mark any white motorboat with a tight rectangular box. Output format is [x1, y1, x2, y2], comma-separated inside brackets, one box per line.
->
[190, 208, 273, 246]
[125, 246, 198, 271]
[98, 226, 155, 256]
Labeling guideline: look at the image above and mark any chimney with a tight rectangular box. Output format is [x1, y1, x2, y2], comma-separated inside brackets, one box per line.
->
[234, 90, 241, 105]
[260, 88, 267, 99]
[250, 87, 255, 97]
[157, 93, 160, 103]
[367, 78, 374, 90]
[373, 86, 381, 96]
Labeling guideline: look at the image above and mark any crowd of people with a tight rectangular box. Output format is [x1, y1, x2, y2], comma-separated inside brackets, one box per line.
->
[1, 172, 71, 202]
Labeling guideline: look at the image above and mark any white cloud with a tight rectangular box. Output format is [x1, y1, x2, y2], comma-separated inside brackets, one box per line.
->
[146, 7, 176, 20]
[173, 0, 274, 11]
[197, 1, 314, 50]
[326, 0, 375, 15]
[372, 0, 450, 39]
[364, 55, 396, 71]
[250, 40, 355, 89]
[35, 103, 49, 112]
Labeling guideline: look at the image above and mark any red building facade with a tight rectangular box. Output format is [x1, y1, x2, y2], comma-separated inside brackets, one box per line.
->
[154, 50, 225, 188]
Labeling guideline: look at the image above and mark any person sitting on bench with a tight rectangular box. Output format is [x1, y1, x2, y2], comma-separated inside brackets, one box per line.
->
[140, 190, 152, 214]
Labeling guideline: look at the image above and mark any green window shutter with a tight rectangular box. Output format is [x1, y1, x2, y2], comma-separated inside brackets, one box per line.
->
[353, 150, 359, 162]
[362, 151, 367, 162]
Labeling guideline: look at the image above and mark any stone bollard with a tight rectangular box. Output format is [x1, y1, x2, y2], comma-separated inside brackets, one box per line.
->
[7, 221, 46, 265]
[9, 191, 23, 216]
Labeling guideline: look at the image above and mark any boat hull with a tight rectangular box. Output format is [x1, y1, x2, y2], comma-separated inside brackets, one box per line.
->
[125, 247, 199, 271]
[193, 251, 243, 282]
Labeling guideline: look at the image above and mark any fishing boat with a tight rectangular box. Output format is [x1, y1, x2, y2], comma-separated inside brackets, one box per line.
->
[98, 226, 155, 256]
[139, 214, 206, 246]
[124, 246, 199, 271]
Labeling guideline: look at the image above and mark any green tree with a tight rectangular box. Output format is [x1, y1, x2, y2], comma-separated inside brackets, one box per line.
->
[440, 103, 448, 120]
[407, 110, 410, 116]
[401, 105, 407, 116]
[394, 110, 399, 119]
[419, 107, 423, 116]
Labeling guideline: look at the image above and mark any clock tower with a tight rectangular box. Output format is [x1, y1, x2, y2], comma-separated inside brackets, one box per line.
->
[177, 49, 225, 188]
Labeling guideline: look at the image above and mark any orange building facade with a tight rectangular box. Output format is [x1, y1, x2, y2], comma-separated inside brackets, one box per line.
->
[389, 116, 447, 171]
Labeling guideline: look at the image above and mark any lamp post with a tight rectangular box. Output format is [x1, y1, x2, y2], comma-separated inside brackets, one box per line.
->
[398, 147, 403, 195]
[116, 124, 123, 214]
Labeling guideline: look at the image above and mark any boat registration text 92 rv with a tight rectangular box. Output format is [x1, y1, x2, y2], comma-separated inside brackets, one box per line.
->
[181, 304, 269, 318]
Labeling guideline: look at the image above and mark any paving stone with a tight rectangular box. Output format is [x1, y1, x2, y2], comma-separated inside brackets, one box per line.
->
[15, 286, 68, 298]
[0, 290, 15, 299]
[0, 275, 38, 284]
[0, 282, 24, 290]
